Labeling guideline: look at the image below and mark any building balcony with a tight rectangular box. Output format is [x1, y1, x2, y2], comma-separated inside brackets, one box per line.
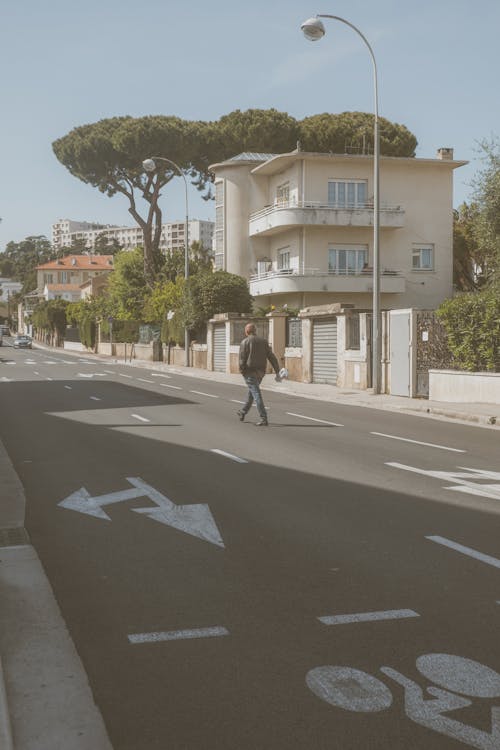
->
[249, 268, 406, 297]
[249, 200, 405, 236]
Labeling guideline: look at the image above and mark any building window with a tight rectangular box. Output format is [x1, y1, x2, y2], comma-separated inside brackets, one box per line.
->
[276, 182, 289, 205]
[44, 273, 53, 284]
[346, 315, 361, 350]
[278, 247, 291, 271]
[328, 180, 367, 208]
[328, 246, 368, 275]
[60, 271, 68, 283]
[412, 244, 434, 270]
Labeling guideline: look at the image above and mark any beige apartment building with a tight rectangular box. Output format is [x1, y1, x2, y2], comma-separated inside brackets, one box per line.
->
[210, 148, 466, 311]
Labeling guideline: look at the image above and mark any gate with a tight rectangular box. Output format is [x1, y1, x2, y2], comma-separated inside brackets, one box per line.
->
[312, 318, 337, 384]
[213, 324, 226, 372]
[390, 310, 411, 396]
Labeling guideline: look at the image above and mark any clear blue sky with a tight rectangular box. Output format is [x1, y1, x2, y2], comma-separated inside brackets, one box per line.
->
[1, 0, 498, 249]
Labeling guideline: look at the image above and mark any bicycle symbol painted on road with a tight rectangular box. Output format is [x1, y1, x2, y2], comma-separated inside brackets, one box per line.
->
[306, 654, 500, 749]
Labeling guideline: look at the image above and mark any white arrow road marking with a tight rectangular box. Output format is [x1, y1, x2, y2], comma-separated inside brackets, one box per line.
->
[58, 485, 145, 520]
[128, 626, 229, 644]
[387, 463, 500, 501]
[318, 609, 420, 625]
[426, 536, 500, 570]
[372, 432, 465, 453]
[58, 477, 224, 547]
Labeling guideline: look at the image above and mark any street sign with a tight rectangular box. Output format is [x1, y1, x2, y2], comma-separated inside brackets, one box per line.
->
[58, 477, 224, 548]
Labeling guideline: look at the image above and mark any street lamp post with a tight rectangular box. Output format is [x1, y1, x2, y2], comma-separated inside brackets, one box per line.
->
[300, 15, 381, 393]
[142, 156, 190, 367]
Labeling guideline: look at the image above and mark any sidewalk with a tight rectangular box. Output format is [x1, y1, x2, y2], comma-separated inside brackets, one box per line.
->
[1, 344, 498, 748]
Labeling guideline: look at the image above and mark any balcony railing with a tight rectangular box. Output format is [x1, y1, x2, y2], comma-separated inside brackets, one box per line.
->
[250, 199, 403, 223]
[250, 267, 402, 282]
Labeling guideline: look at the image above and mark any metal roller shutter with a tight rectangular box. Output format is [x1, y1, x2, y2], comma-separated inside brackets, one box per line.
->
[213, 325, 226, 372]
[312, 319, 338, 384]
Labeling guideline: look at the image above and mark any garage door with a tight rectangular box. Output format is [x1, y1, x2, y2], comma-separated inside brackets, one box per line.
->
[213, 325, 226, 372]
[312, 319, 337, 384]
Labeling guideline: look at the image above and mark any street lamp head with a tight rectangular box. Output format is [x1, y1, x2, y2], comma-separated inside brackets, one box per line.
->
[301, 16, 326, 41]
[142, 158, 156, 173]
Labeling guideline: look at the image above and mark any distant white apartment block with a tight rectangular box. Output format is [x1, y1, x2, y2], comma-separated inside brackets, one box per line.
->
[52, 219, 215, 254]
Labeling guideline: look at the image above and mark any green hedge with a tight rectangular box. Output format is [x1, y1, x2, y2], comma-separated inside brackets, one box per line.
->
[437, 289, 500, 371]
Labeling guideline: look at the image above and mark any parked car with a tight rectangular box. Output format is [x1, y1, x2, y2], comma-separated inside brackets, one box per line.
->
[13, 335, 32, 349]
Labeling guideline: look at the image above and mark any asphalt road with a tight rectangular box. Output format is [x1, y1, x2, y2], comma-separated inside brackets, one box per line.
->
[1, 342, 500, 749]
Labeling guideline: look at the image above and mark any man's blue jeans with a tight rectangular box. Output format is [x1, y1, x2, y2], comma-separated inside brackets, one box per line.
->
[242, 373, 267, 420]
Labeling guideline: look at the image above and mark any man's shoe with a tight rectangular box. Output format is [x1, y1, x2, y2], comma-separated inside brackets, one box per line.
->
[237, 410, 246, 421]
[256, 419, 268, 426]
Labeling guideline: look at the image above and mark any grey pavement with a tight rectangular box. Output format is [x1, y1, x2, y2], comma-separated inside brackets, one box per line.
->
[0, 341, 498, 749]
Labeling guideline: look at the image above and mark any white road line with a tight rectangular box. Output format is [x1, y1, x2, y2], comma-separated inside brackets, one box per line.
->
[33, 371, 39, 375]
[159, 383, 182, 390]
[150, 373, 171, 379]
[103, 370, 115, 374]
[211, 449, 248, 464]
[190, 390, 218, 398]
[131, 414, 150, 423]
[426, 535, 500, 570]
[119, 373, 133, 379]
[64, 386, 72, 390]
[137, 378, 154, 383]
[43, 360, 57, 364]
[231, 399, 245, 404]
[318, 609, 420, 625]
[371, 432, 465, 453]
[46, 377, 53, 381]
[128, 626, 230, 644]
[287, 412, 344, 427]
[90, 396, 101, 401]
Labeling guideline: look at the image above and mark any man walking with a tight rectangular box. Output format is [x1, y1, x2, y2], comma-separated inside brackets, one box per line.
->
[237, 322, 281, 426]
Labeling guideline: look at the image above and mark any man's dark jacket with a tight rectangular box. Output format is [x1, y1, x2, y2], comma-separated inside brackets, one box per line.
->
[239, 334, 280, 379]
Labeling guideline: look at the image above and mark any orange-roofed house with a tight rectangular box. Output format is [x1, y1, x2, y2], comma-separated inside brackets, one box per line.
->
[36, 255, 114, 302]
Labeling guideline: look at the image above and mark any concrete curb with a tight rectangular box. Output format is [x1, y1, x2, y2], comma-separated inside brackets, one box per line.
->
[0, 656, 14, 750]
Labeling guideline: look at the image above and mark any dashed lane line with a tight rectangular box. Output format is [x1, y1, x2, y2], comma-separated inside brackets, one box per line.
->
[131, 414, 150, 423]
[90, 396, 101, 401]
[159, 383, 182, 390]
[211, 449, 248, 464]
[371, 432, 465, 453]
[119, 373, 133, 379]
[190, 390, 218, 398]
[64, 386, 72, 390]
[318, 609, 420, 625]
[150, 373, 171, 379]
[128, 626, 230, 644]
[287, 412, 344, 427]
[426, 535, 500, 570]
[137, 378, 154, 384]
